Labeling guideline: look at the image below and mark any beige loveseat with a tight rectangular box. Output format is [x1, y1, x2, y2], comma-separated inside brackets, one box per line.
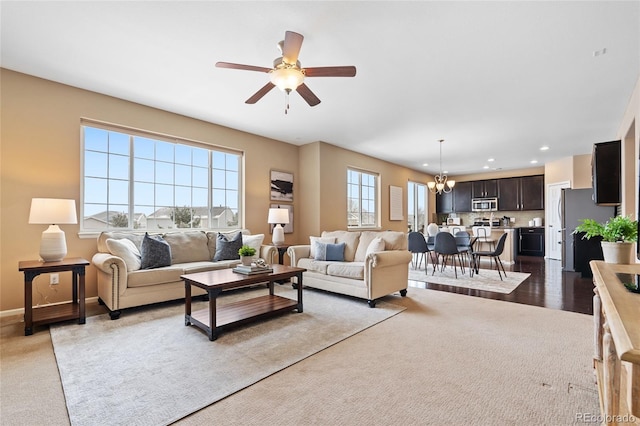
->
[92, 230, 276, 319]
[287, 230, 412, 307]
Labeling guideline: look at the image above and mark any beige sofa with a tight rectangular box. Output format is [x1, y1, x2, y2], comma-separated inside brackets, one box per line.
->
[287, 230, 412, 307]
[92, 230, 276, 319]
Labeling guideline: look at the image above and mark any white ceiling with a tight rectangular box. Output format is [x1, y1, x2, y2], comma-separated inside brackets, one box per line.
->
[2, 1, 639, 176]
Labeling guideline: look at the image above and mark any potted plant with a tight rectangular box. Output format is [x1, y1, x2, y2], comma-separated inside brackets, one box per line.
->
[573, 215, 638, 264]
[238, 245, 257, 266]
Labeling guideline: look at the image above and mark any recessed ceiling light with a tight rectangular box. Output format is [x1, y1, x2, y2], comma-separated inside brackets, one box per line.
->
[443, 170, 449, 174]
[540, 146, 549, 151]
[483, 165, 490, 169]
[530, 160, 538, 164]
[487, 158, 495, 162]
[422, 163, 429, 167]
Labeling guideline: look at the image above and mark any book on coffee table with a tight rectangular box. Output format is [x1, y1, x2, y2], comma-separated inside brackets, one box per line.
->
[232, 265, 273, 275]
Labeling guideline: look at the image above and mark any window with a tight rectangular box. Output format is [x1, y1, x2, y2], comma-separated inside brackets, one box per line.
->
[347, 168, 379, 228]
[407, 181, 428, 233]
[81, 122, 241, 232]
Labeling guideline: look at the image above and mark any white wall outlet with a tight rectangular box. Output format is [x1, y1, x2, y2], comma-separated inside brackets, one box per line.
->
[50, 273, 59, 285]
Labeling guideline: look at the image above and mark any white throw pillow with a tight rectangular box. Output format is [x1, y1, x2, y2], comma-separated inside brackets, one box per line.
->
[106, 238, 141, 272]
[365, 237, 386, 257]
[309, 236, 336, 258]
[242, 234, 265, 258]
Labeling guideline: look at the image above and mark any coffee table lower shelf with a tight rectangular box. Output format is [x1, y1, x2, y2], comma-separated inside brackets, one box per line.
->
[186, 294, 299, 340]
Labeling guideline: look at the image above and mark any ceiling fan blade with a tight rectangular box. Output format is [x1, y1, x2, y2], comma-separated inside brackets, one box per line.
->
[304, 66, 357, 77]
[296, 83, 321, 107]
[282, 31, 304, 64]
[245, 82, 275, 104]
[216, 62, 272, 73]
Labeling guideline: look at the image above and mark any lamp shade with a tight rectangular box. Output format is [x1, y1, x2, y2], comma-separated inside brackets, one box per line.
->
[29, 198, 77, 224]
[29, 198, 77, 262]
[267, 208, 290, 225]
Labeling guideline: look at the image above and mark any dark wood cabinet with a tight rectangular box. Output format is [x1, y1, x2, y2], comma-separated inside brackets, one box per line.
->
[453, 181, 472, 212]
[498, 178, 520, 210]
[435, 190, 453, 214]
[520, 175, 544, 210]
[518, 227, 544, 257]
[472, 179, 498, 198]
[497, 175, 544, 211]
[592, 140, 621, 206]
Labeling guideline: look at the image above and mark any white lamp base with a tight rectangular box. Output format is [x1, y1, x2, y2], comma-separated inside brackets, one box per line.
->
[272, 224, 285, 245]
[39, 225, 67, 262]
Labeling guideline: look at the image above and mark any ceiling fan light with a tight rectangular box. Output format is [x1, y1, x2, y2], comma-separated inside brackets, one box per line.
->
[270, 68, 304, 91]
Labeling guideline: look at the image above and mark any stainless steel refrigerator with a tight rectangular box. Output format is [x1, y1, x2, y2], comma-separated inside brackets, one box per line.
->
[561, 188, 616, 275]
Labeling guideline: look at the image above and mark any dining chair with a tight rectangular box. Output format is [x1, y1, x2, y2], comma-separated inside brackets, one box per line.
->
[455, 231, 474, 275]
[408, 232, 429, 270]
[473, 226, 495, 251]
[433, 231, 465, 278]
[472, 232, 508, 280]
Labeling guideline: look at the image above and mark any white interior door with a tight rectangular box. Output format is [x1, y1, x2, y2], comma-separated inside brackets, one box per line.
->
[546, 181, 570, 260]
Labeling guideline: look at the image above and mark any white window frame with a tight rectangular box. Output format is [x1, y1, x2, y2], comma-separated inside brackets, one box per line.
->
[347, 167, 379, 229]
[407, 181, 428, 233]
[80, 120, 243, 234]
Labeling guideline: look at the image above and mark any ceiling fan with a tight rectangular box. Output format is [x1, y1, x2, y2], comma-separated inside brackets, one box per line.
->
[216, 31, 356, 113]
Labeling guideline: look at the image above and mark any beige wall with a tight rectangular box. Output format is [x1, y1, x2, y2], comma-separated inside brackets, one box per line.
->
[298, 141, 434, 238]
[572, 154, 592, 189]
[0, 69, 298, 312]
[0, 69, 435, 312]
[544, 156, 573, 186]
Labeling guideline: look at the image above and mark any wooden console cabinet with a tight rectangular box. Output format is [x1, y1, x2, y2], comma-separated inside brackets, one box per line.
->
[590, 261, 639, 425]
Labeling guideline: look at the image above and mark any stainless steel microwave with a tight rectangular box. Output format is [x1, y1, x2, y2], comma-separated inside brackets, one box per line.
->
[472, 198, 498, 212]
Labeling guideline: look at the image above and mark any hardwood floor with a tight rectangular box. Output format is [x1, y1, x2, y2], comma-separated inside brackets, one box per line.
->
[408, 255, 595, 315]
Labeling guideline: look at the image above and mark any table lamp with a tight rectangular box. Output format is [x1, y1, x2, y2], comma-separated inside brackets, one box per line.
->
[29, 198, 78, 262]
[268, 208, 289, 245]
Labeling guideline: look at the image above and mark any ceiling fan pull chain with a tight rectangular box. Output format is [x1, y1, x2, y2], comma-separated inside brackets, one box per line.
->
[285, 90, 290, 115]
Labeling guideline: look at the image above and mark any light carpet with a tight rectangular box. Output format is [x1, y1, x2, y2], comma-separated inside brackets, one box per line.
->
[408, 264, 530, 293]
[49, 286, 404, 426]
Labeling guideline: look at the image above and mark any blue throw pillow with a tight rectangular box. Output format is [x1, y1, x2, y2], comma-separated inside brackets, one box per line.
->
[140, 233, 172, 269]
[213, 231, 243, 261]
[314, 241, 346, 261]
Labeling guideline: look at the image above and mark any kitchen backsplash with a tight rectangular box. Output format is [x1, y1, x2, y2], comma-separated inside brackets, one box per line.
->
[435, 211, 545, 227]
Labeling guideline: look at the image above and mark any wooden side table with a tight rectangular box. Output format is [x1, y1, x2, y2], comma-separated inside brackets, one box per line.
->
[269, 244, 290, 283]
[18, 257, 90, 336]
[270, 244, 290, 265]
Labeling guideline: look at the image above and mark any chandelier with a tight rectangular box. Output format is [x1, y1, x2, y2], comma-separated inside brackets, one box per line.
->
[427, 139, 456, 194]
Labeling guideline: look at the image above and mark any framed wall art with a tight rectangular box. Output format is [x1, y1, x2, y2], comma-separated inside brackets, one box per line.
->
[270, 170, 293, 202]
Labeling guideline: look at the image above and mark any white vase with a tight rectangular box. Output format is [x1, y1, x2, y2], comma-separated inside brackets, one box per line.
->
[600, 241, 634, 264]
[240, 256, 253, 266]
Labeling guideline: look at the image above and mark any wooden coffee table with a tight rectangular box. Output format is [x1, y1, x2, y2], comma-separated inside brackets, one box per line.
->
[182, 264, 306, 341]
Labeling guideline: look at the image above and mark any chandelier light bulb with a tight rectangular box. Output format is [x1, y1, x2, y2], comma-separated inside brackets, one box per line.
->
[428, 139, 455, 194]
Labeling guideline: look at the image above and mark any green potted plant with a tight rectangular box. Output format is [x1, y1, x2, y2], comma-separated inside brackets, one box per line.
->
[573, 215, 638, 264]
[238, 245, 257, 266]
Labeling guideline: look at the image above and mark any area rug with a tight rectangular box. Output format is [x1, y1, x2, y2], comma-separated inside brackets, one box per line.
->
[408, 265, 530, 293]
[49, 286, 405, 426]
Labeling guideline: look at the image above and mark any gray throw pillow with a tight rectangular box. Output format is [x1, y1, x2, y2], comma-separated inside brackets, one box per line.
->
[313, 241, 346, 261]
[213, 231, 242, 261]
[140, 233, 172, 269]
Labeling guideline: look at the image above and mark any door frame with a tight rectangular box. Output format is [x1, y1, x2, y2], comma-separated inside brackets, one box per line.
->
[546, 180, 571, 260]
